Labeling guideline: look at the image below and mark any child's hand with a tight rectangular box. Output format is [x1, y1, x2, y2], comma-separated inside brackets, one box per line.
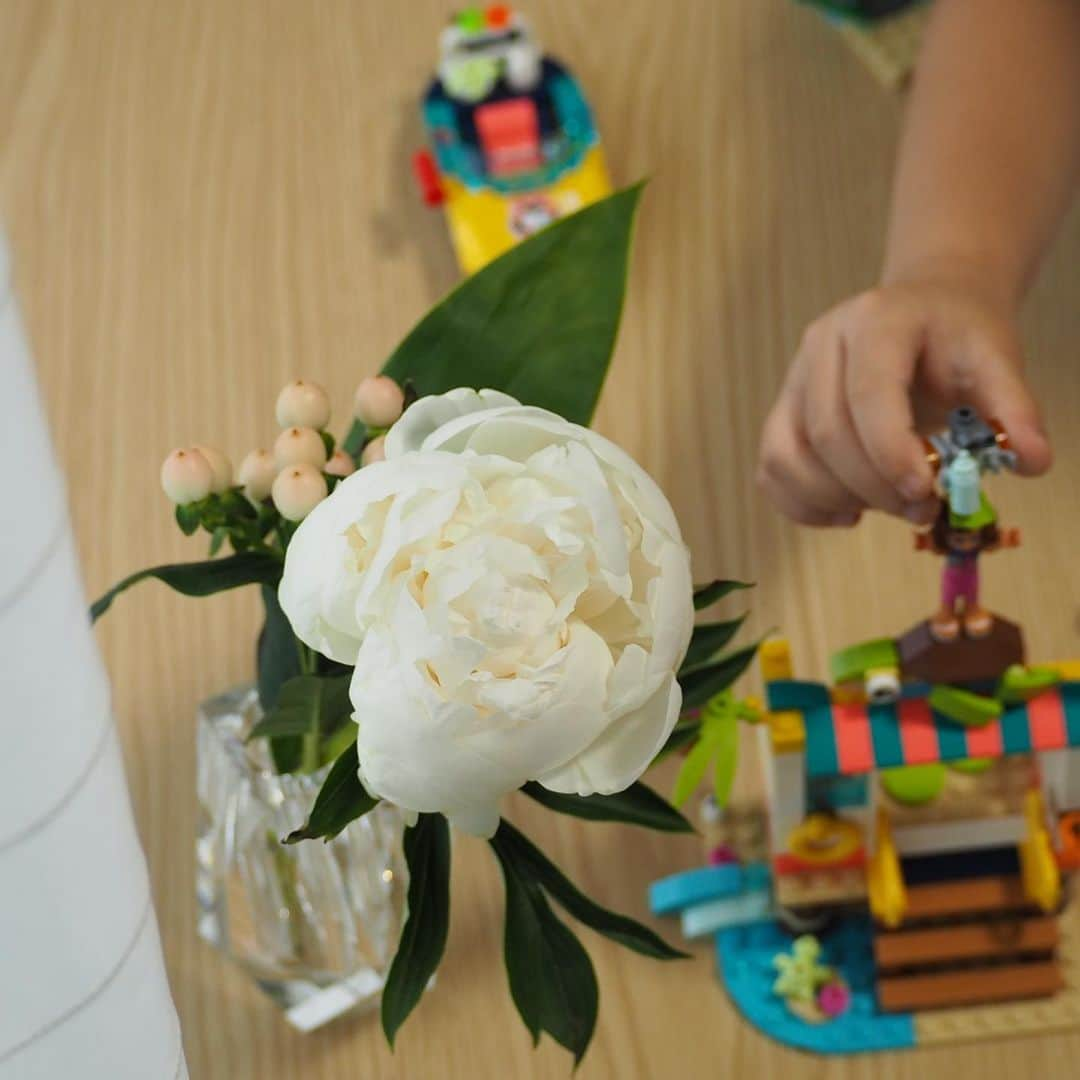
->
[757, 278, 1052, 527]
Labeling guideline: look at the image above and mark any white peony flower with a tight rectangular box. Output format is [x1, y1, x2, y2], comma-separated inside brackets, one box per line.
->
[279, 389, 694, 836]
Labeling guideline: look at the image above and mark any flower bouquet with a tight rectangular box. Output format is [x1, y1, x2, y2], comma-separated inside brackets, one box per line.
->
[92, 185, 757, 1062]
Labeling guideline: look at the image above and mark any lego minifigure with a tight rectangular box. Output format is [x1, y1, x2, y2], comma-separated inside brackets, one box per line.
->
[915, 407, 1020, 643]
[916, 497, 1020, 642]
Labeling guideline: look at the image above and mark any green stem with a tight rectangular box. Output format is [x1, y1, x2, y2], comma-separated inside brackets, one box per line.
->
[297, 641, 321, 772]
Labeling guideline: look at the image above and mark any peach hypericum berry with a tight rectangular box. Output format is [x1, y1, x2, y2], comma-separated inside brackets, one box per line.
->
[272, 463, 328, 522]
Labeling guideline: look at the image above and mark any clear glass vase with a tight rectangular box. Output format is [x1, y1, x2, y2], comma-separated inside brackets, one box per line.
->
[195, 685, 408, 1031]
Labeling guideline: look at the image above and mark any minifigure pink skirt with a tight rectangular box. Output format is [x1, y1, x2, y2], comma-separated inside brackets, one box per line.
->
[942, 560, 979, 610]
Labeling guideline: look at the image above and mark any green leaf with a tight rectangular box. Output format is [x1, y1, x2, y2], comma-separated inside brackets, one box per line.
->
[681, 614, 747, 673]
[381, 815, 452, 1046]
[247, 674, 352, 742]
[693, 579, 752, 611]
[342, 419, 368, 460]
[284, 742, 378, 843]
[521, 781, 693, 833]
[379, 184, 644, 425]
[89, 551, 282, 622]
[658, 721, 700, 757]
[712, 712, 740, 808]
[678, 642, 760, 709]
[491, 820, 687, 961]
[672, 730, 719, 807]
[255, 585, 304, 770]
[319, 429, 335, 458]
[491, 825, 598, 1064]
[208, 526, 228, 557]
[175, 502, 201, 536]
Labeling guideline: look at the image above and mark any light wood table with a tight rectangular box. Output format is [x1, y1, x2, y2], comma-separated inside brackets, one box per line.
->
[4, 1, 1079, 1076]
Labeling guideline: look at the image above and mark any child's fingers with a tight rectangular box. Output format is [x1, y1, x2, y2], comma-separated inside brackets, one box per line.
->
[758, 394, 864, 526]
[800, 337, 911, 517]
[968, 352, 1053, 477]
[845, 322, 936, 504]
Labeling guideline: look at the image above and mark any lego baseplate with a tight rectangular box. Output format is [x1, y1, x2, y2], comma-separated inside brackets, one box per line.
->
[650, 801, 1080, 1054]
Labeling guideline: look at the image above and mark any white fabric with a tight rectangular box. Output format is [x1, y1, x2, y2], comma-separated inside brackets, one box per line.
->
[0, 235, 186, 1079]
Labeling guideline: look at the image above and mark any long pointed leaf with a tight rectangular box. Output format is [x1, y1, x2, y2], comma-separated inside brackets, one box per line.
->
[90, 552, 282, 621]
[678, 642, 760, 709]
[490, 826, 598, 1064]
[521, 781, 693, 834]
[692, 579, 752, 611]
[381, 815, 452, 1047]
[379, 184, 644, 425]
[681, 614, 748, 672]
[492, 820, 686, 961]
[284, 741, 376, 844]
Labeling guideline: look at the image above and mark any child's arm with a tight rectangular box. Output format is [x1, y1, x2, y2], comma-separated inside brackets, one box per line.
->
[758, 0, 1080, 528]
[886, 0, 1080, 310]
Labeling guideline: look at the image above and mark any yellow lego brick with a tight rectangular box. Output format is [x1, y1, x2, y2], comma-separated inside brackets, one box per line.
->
[1050, 659, 1080, 681]
[760, 638, 793, 683]
[768, 710, 805, 753]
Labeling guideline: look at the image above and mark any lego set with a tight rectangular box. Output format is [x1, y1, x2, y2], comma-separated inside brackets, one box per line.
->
[650, 406, 1080, 1053]
[412, 6, 613, 274]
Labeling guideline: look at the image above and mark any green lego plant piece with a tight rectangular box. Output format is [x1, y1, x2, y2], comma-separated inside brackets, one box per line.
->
[772, 935, 832, 1003]
[997, 664, 1061, 704]
[829, 638, 898, 685]
[671, 691, 760, 808]
[881, 763, 946, 805]
[929, 684, 1002, 727]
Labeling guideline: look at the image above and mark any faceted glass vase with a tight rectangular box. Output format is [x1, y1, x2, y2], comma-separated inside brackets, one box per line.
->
[196, 685, 408, 1031]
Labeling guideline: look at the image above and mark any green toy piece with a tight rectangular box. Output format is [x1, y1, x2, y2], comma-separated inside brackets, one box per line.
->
[950, 757, 993, 775]
[928, 684, 1002, 727]
[772, 935, 832, 1003]
[672, 691, 760, 809]
[880, 763, 947, 805]
[948, 491, 997, 531]
[997, 664, 1061, 704]
[829, 638, 898, 685]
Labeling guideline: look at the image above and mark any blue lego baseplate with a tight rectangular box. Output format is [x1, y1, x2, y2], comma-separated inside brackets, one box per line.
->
[715, 917, 916, 1053]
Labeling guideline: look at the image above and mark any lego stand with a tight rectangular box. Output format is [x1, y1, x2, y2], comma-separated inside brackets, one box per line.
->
[650, 407, 1080, 1055]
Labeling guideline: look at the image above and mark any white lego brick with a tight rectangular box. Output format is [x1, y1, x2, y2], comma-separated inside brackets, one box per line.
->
[756, 724, 774, 803]
[768, 748, 805, 853]
[1040, 748, 1080, 815]
[1040, 749, 1068, 815]
[893, 814, 1025, 857]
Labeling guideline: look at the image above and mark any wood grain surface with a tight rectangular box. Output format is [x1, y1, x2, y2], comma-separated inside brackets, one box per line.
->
[3, 1, 1079, 1077]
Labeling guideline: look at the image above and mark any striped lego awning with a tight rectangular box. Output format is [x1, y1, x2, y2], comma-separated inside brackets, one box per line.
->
[766, 680, 1080, 779]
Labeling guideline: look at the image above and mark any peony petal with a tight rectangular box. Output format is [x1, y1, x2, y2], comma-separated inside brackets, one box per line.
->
[385, 388, 520, 458]
[536, 674, 681, 796]
[644, 540, 695, 680]
[444, 801, 501, 837]
[413, 403, 684, 548]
